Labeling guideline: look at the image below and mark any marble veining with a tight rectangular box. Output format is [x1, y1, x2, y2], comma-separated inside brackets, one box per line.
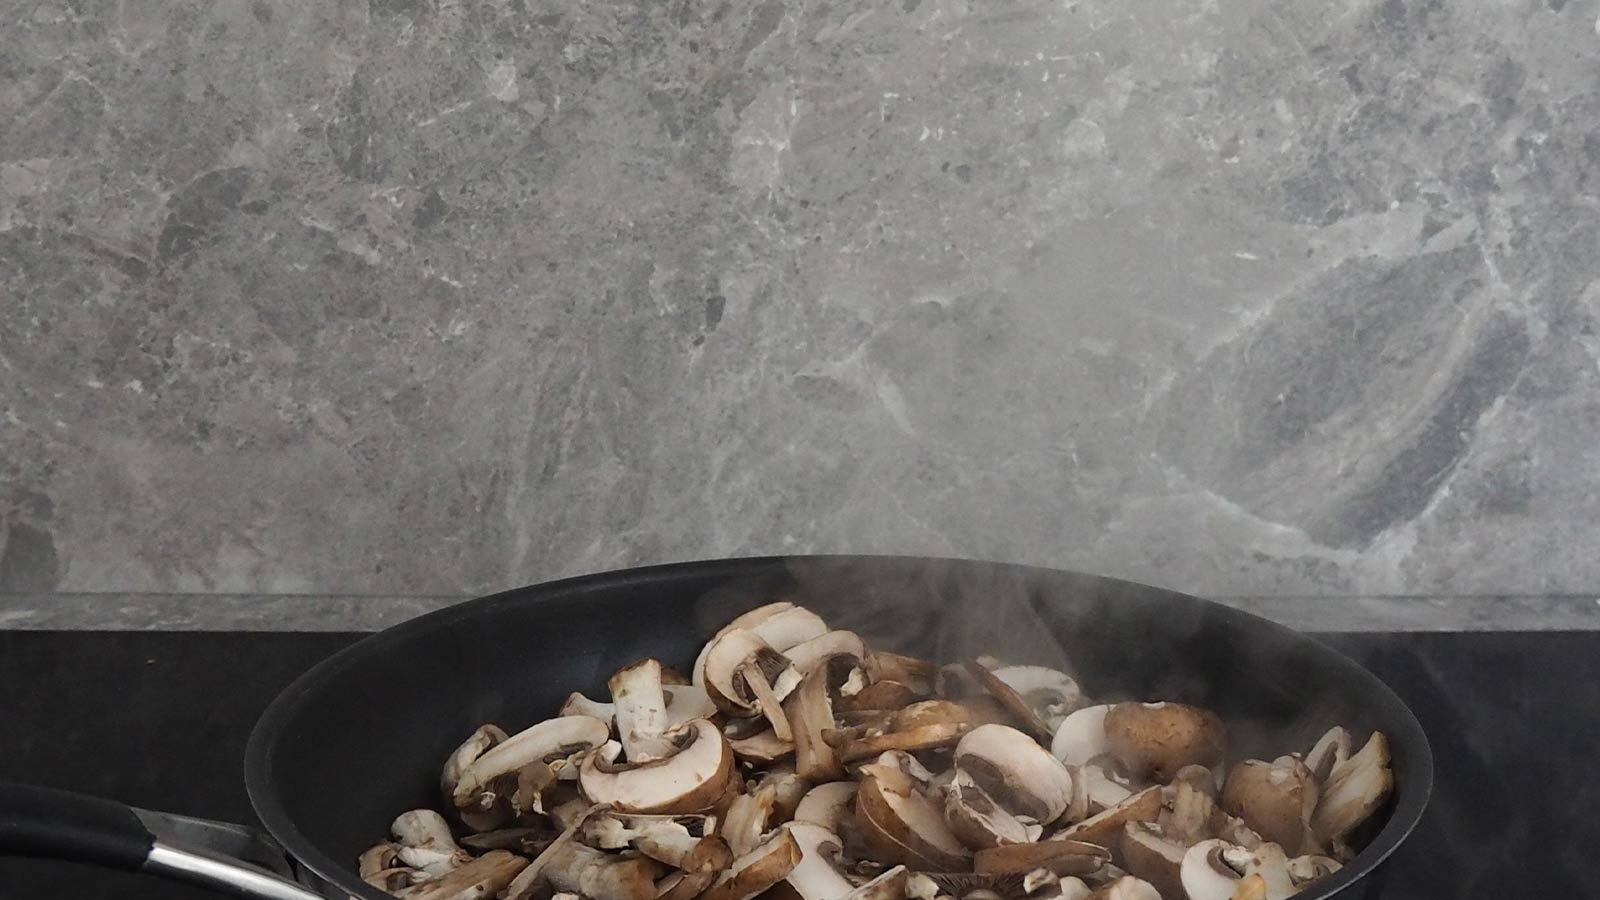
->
[3, 0, 1600, 603]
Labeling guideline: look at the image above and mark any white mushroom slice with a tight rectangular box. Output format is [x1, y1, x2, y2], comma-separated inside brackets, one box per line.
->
[1168, 775, 1219, 847]
[906, 872, 940, 900]
[391, 810, 468, 874]
[1310, 731, 1393, 845]
[453, 716, 610, 813]
[785, 630, 868, 675]
[579, 812, 710, 866]
[724, 783, 779, 857]
[664, 683, 718, 727]
[752, 762, 811, 822]
[702, 628, 803, 736]
[794, 781, 859, 833]
[396, 849, 528, 900]
[1239, 843, 1295, 900]
[612, 659, 676, 763]
[1080, 766, 1133, 815]
[1051, 705, 1113, 766]
[561, 693, 617, 727]
[989, 666, 1085, 731]
[693, 601, 801, 689]
[1179, 840, 1243, 900]
[1057, 878, 1093, 900]
[1220, 758, 1317, 855]
[579, 718, 736, 814]
[855, 762, 973, 871]
[440, 726, 511, 831]
[954, 724, 1076, 824]
[747, 605, 830, 653]
[784, 823, 858, 900]
[1304, 727, 1351, 786]
[699, 828, 805, 900]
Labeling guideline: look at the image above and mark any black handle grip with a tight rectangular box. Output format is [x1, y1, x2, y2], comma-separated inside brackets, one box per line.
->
[0, 781, 156, 870]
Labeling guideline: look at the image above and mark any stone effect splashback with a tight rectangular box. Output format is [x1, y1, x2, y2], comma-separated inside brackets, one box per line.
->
[2, 0, 1598, 600]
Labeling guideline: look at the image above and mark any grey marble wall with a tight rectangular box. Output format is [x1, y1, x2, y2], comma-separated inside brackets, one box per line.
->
[3, 0, 1598, 604]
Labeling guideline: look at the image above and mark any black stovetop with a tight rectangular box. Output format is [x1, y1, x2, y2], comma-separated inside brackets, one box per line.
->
[1, 629, 1590, 899]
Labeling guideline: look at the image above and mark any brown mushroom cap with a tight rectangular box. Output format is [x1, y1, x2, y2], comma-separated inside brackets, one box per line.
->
[855, 764, 973, 871]
[964, 662, 1054, 742]
[1103, 702, 1225, 782]
[729, 727, 796, 765]
[837, 679, 927, 713]
[1220, 758, 1317, 855]
[786, 660, 847, 781]
[944, 770, 1035, 850]
[988, 666, 1085, 732]
[578, 717, 735, 813]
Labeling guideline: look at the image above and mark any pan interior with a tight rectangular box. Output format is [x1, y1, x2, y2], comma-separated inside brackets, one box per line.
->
[246, 556, 1430, 900]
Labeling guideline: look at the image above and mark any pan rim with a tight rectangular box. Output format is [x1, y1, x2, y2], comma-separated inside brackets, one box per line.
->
[244, 553, 1433, 900]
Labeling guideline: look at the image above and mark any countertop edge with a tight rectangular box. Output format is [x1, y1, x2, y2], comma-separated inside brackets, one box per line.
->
[3, 591, 1600, 632]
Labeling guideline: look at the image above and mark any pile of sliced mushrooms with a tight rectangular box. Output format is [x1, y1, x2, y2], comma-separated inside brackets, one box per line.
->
[361, 602, 1395, 900]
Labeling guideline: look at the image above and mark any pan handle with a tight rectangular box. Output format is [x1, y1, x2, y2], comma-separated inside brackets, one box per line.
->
[0, 782, 325, 900]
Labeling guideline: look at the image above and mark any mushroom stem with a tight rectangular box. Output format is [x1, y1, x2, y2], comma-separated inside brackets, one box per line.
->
[612, 659, 676, 763]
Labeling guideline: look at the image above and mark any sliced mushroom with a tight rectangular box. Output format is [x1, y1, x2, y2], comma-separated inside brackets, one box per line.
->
[579, 717, 736, 813]
[972, 840, 1112, 877]
[725, 783, 780, 857]
[693, 602, 808, 688]
[396, 849, 528, 900]
[945, 770, 1035, 850]
[1220, 757, 1317, 855]
[1083, 876, 1161, 900]
[838, 679, 927, 713]
[753, 761, 812, 823]
[1168, 774, 1219, 847]
[1119, 822, 1185, 900]
[659, 836, 737, 900]
[1310, 731, 1393, 845]
[1228, 874, 1266, 900]
[1179, 840, 1242, 900]
[855, 758, 973, 871]
[988, 666, 1085, 732]
[785, 823, 859, 900]
[440, 725, 512, 831]
[1304, 727, 1351, 785]
[729, 727, 796, 765]
[954, 724, 1075, 824]
[786, 630, 868, 675]
[964, 661, 1054, 742]
[579, 811, 710, 866]
[699, 828, 806, 900]
[832, 700, 982, 762]
[786, 659, 848, 781]
[452, 716, 610, 819]
[1079, 766, 1133, 816]
[1103, 702, 1225, 782]
[664, 682, 719, 727]
[1051, 706, 1113, 767]
[391, 810, 471, 874]
[610, 659, 677, 763]
[1239, 843, 1295, 900]
[922, 871, 1031, 899]
[562, 693, 617, 726]
[1057, 787, 1162, 847]
[1057, 877, 1094, 900]
[794, 781, 860, 833]
[845, 865, 909, 900]
[867, 650, 940, 689]
[703, 628, 803, 737]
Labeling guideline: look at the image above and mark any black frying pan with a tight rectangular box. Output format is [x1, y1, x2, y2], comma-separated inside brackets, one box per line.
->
[0, 556, 1432, 899]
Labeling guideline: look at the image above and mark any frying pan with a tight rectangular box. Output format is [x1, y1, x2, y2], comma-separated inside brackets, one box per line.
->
[0, 556, 1431, 899]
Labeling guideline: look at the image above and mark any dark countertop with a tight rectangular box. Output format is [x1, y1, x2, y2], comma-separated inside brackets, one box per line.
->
[1, 630, 1587, 899]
